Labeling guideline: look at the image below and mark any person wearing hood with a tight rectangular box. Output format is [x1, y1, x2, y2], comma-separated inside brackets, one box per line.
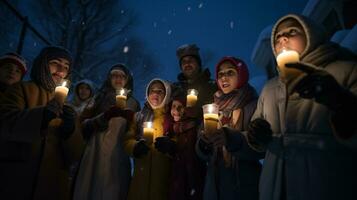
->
[123, 78, 172, 200]
[246, 14, 357, 200]
[0, 46, 84, 200]
[73, 64, 140, 200]
[174, 44, 217, 109]
[196, 57, 265, 200]
[0, 52, 27, 96]
[70, 79, 95, 115]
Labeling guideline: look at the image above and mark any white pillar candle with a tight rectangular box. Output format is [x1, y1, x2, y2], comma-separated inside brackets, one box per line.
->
[116, 88, 128, 109]
[143, 121, 154, 145]
[202, 104, 219, 136]
[55, 81, 69, 104]
[186, 89, 198, 107]
[276, 49, 301, 83]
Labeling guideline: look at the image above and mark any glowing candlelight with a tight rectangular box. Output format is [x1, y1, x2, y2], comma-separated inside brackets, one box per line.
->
[186, 89, 198, 107]
[116, 88, 128, 109]
[276, 48, 301, 83]
[202, 104, 219, 136]
[143, 121, 154, 145]
[54, 80, 69, 104]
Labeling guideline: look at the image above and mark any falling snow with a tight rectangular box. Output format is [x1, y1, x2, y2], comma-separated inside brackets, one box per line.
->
[121, 10, 125, 14]
[153, 22, 157, 28]
[123, 46, 129, 53]
[198, 3, 203, 8]
[168, 30, 172, 35]
[187, 6, 191, 11]
[230, 21, 234, 29]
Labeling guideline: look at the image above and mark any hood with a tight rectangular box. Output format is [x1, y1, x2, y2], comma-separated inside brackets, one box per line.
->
[215, 56, 249, 90]
[73, 79, 95, 104]
[146, 78, 172, 110]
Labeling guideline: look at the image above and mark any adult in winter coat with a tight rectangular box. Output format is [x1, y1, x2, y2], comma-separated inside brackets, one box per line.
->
[0, 46, 84, 200]
[0, 52, 27, 96]
[174, 44, 217, 108]
[73, 64, 140, 200]
[156, 93, 206, 200]
[196, 57, 264, 200]
[124, 78, 172, 200]
[247, 14, 357, 200]
[70, 79, 95, 115]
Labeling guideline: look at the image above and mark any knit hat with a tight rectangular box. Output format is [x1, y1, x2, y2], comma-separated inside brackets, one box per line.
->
[176, 44, 202, 67]
[0, 52, 27, 76]
[215, 56, 249, 89]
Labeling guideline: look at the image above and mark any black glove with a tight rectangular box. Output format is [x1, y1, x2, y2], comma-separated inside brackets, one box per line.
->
[42, 98, 62, 129]
[286, 62, 345, 110]
[197, 135, 213, 155]
[58, 105, 76, 140]
[247, 118, 273, 151]
[133, 139, 150, 158]
[154, 136, 177, 156]
[103, 106, 123, 121]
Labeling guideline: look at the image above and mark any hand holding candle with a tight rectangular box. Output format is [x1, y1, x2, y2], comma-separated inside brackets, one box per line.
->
[276, 48, 301, 84]
[143, 121, 154, 145]
[54, 79, 69, 105]
[116, 88, 128, 109]
[202, 104, 219, 137]
[186, 89, 198, 107]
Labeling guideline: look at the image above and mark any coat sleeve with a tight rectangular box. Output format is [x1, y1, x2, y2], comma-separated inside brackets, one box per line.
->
[0, 83, 43, 143]
[123, 112, 139, 157]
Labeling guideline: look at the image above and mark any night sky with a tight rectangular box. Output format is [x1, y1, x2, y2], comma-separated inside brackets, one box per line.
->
[125, 0, 308, 98]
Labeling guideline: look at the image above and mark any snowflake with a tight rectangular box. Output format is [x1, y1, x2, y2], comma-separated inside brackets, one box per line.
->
[168, 30, 172, 35]
[198, 3, 203, 8]
[33, 42, 37, 47]
[153, 22, 157, 28]
[121, 10, 125, 14]
[230, 21, 234, 29]
[123, 46, 129, 53]
[187, 6, 191, 11]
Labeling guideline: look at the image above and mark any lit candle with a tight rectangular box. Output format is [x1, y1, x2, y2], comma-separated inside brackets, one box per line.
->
[186, 89, 198, 107]
[116, 88, 127, 109]
[202, 104, 219, 136]
[143, 121, 154, 145]
[276, 49, 301, 83]
[55, 80, 69, 104]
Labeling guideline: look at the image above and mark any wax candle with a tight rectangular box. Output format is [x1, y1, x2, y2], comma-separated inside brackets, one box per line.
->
[186, 89, 198, 107]
[143, 121, 154, 145]
[202, 104, 219, 136]
[55, 80, 69, 104]
[116, 88, 128, 109]
[276, 49, 301, 83]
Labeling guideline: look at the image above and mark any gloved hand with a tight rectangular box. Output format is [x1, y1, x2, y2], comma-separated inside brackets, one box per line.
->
[286, 62, 344, 110]
[58, 105, 76, 140]
[247, 118, 273, 151]
[154, 136, 177, 156]
[133, 139, 150, 158]
[197, 134, 213, 155]
[103, 106, 123, 121]
[42, 98, 62, 129]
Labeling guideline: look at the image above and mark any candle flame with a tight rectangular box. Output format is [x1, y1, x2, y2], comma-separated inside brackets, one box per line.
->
[208, 104, 213, 113]
[61, 81, 67, 87]
[120, 89, 125, 95]
[146, 122, 152, 128]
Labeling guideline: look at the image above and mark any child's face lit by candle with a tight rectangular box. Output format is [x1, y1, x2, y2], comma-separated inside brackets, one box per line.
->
[274, 19, 306, 55]
[171, 100, 184, 122]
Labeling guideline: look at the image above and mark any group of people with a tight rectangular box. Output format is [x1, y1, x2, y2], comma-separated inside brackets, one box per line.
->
[0, 14, 356, 200]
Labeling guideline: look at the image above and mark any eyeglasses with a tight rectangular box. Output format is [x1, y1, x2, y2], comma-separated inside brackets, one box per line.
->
[275, 27, 304, 42]
[217, 69, 237, 79]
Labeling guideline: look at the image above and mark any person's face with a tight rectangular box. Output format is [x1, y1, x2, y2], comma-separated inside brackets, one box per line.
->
[180, 56, 200, 79]
[110, 70, 128, 89]
[217, 62, 238, 94]
[148, 82, 165, 107]
[274, 20, 307, 55]
[78, 83, 91, 101]
[171, 100, 184, 122]
[0, 63, 22, 85]
[49, 58, 70, 85]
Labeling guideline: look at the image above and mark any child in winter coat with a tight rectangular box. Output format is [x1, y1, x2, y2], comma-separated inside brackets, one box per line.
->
[155, 93, 206, 200]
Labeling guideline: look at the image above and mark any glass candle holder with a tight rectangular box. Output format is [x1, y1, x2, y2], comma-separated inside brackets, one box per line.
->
[202, 104, 219, 136]
[186, 89, 198, 107]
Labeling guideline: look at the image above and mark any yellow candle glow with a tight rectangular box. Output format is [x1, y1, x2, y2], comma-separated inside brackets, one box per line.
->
[186, 89, 198, 107]
[276, 49, 301, 83]
[143, 121, 154, 145]
[116, 88, 127, 109]
[202, 104, 219, 136]
[55, 81, 69, 104]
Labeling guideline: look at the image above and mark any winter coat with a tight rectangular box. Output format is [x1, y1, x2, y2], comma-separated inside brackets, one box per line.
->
[174, 68, 217, 108]
[253, 14, 357, 200]
[73, 64, 140, 200]
[124, 79, 172, 200]
[0, 81, 84, 200]
[196, 84, 264, 200]
[167, 109, 206, 200]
